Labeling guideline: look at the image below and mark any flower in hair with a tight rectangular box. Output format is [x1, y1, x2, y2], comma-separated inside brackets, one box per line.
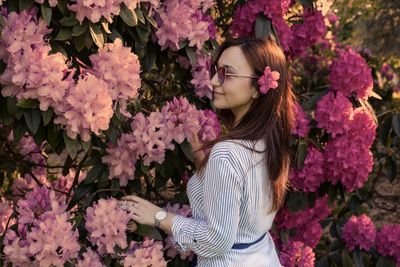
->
[258, 66, 280, 94]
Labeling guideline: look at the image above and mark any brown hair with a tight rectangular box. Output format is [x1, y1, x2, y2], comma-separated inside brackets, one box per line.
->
[197, 37, 297, 212]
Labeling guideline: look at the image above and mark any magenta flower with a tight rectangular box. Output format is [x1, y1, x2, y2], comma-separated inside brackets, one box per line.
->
[291, 103, 310, 138]
[342, 214, 376, 251]
[279, 240, 315, 267]
[85, 198, 131, 255]
[375, 224, 400, 265]
[258, 66, 280, 94]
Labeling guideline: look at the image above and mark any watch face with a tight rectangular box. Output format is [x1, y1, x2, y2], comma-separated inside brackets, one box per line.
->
[156, 211, 167, 220]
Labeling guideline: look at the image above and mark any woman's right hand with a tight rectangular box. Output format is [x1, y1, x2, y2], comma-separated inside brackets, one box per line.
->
[189, 133, 205, 169]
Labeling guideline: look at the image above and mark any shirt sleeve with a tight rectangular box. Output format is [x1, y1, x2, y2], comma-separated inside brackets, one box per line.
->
[170, 153, 243, 258]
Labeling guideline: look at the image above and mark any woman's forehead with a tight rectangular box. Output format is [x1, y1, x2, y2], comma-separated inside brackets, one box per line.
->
[218, 46, 250, 71]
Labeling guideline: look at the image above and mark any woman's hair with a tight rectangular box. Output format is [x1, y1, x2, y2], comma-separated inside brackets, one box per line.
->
[197, 36, 297, 212]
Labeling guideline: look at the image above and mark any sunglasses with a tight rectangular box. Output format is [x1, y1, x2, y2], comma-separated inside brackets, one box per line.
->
[209, 64, 260, 85]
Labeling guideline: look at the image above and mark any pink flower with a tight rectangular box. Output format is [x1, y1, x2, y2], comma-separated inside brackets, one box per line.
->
[3, 230, 31, 266]
[329, 48, 373, 100]
[54, 74, 113, 142]
[0, 198, 14, 235]
[27, 213, 80, 266]
[155, 0, 213, 51]
[315, 91, 353, 138]
[258, 66, 280, 94]
[290, 145, 325, 192]
[291, 103, 310, 137]
[68, 0, 124, 24]
[123, 237, 167, 267]
[290, 8, 327, 57]
[76, 248, 105, 267]
[341, 214, 376, 251]
[198, 109, 221, 142]
[231, 0, 292, 50]
[102, 134, 138, 186]
[89, 38, 141, 117]
[279, 240, 315, 267]
[375, 224, 400, 265]
[190, 52, 213, 99]
[85, 198, 131, 255]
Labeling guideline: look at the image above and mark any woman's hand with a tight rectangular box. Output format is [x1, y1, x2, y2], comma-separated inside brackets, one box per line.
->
[117, 195, 164, 227]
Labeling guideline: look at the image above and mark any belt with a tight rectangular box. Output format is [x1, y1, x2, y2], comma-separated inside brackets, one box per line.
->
[190, 232, 267, 267]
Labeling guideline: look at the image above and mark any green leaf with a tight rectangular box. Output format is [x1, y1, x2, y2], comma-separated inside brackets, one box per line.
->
[296, 141, 308, 169]
[135, 7, 146, 24]
[63, 132, 80, 159]
[42, 108, 53, 126]
[142, 43, 157, 71]
[57, 0, 68, 14]
[84, 163, 105, 184]
[89, 23, 104, 48]
[376, 256, 396, 267]
[341, 251, 353, 267]
[13, 119, 27, 143]
[145, 13, 157, 28]
[286, 192, 308, 212]
[41, 3, 52, 25]
[80, 138, 91, 153]
[135, 224, 163, 241]
[303, 90, 328, 110]
[185, 46, 197, 65]
[379, 113, 392, 145]
[72, 21, 88, 36]
[59, 15, 79, 27]
[16, 98, 39, 109]
[300, 0, 314, 8]
[19, 0, 34, 11]
[47, 123, 62, 150]
[55, 27, 72, 41]
[180, 141, 195, 163]
[255, 13, 272, 40]
[67, 182, 93, 210]
[120, 3, 138, 27]
[24, 109, 41, 134]
[352, 249, 364, 267]
[392, 113, 400, 136]
[72, 31, 88, 52]
[7, 97, 17, 116]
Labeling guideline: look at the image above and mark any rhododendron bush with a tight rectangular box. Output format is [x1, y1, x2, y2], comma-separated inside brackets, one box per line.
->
[0, 0, 399, 266]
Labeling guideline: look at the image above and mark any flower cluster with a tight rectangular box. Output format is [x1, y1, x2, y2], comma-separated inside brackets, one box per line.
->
[68, 0, 140, 24]
[290, 8, 327, 57]
[198, 109, 222, 143]
[329, 48, 373, 100]
[102, 97, 220, 186]
[258, 66, 280, 94]
[325, 107, 377, 191]
[89, 38, 141, 116]
[3, 186, 78, 266]
[0, 10, 71, 114]
[123, 237, 167, 267]
[315, 91, 353, 138]
[154, 0, 215, 51]
[231, 0, 292, 50]
[54, 74, 114, 142]
[275, 196, 331, 248]
[279, 240, 315, 267]
[85, 198, 131, 255]
[35, 0, 58, 7]
[290, 145, 325, 192]
[375, 224, 400, 265]
[190, 52, 213, 99]
[291, 102, 310, 137]
[341, 214, 376, 251]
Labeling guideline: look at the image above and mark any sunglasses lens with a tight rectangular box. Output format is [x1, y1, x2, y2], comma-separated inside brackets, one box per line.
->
[217, 66, 225, 84]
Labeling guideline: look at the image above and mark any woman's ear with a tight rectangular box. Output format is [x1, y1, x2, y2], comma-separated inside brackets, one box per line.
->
[252, 90, 260, 99]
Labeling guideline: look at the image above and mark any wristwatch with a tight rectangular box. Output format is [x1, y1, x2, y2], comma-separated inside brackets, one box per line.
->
[154, 210, 167, 228]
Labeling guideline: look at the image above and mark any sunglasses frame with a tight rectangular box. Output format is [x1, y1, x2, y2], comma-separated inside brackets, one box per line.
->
[210, 64, 260, 85]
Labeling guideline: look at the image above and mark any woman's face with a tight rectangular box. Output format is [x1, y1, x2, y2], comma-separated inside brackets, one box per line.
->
[211, 46, 259, 123]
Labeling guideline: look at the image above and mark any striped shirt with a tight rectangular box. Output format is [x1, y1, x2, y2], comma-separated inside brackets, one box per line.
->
[171, 139, 282, 267]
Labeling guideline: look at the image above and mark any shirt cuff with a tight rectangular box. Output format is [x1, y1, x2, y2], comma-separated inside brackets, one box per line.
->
[171, 214, 199, 252]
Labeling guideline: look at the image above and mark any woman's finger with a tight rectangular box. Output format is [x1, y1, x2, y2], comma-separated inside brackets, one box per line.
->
[121, 195, 140, 202]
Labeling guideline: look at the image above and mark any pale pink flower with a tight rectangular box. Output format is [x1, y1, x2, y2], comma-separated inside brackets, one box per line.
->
[258, 66, 280, 94]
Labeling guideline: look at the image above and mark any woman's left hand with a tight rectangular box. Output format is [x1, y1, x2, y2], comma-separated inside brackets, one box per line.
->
[117, 195, 164, 227]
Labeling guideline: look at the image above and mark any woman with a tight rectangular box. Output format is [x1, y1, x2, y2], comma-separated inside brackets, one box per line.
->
[118, 37, 296, 266]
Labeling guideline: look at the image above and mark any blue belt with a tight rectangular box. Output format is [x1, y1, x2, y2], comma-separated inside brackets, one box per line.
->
[190, 233, 267, 267]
